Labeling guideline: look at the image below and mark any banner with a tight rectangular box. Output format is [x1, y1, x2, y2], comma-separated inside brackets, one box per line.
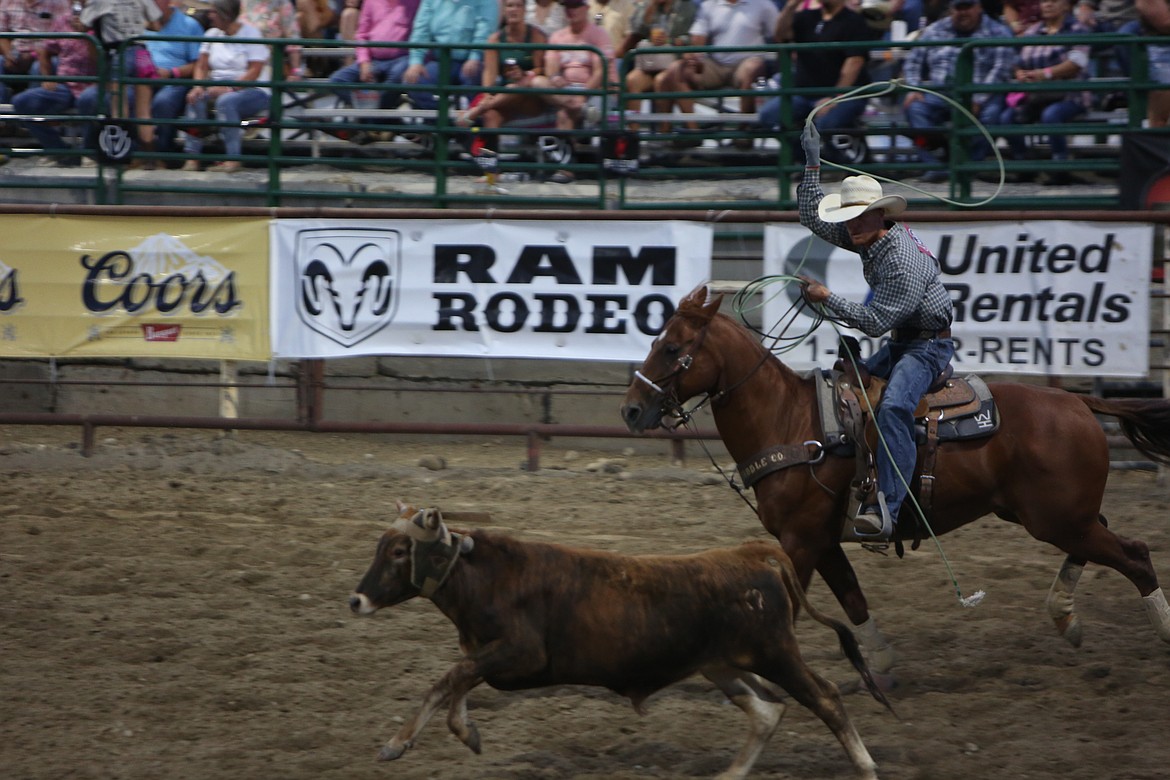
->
[0, 216, 269, 359]
[763, 221, 1153, 377]
[269, 219, 713, 360]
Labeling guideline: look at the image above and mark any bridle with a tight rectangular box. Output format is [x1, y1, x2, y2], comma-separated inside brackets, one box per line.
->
[632, 316, 712, 429]
[633, 314, 776, 429]
[632, 311, 832, 514]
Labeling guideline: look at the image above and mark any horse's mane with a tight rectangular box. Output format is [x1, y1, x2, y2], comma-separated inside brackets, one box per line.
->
[675, 295, 799, 381]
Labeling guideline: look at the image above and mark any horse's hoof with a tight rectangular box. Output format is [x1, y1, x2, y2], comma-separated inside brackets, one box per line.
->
[465, 723, 482, 754]
[378, 742, 407, 761]
[1054, 614, 1083, 648]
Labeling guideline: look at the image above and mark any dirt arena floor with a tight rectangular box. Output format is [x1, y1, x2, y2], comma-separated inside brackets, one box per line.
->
[3, 426, 1169, 780]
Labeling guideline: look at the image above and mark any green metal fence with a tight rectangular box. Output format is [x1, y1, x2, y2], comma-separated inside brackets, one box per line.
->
[0, 31, 1158, 210]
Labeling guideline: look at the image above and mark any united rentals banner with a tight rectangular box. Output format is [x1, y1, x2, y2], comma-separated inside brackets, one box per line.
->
[763, 220, 1153, 377]
[269, 219, 713, 360]
[0, 216, 268, 359]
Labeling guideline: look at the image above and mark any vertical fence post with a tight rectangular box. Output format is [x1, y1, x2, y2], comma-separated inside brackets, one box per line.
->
[219, 359, 239, 437]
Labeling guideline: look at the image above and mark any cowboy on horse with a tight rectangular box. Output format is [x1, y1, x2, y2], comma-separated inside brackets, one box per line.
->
[796, 122, 955, 541]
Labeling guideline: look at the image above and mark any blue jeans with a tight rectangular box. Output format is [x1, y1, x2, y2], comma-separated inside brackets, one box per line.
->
[995, 97, 1086, 159]
[864, 336, 956, 523]
[395, 58, 472, 110]
[75, 84, 187, 153]
[905, 93, 1002, 164]
[150, 83, 191, 153]
[329, 56, 410, 106]
[183, 87, 268, 156]
[758, 92, 867, 131]
[12, 85, 77, 150]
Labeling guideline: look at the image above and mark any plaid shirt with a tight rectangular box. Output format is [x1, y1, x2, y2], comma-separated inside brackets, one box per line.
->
[1016, 14, 1092, 103]
[0, 0, 72, 57]
[798, 167, 953, 337]
[901, 14, 1016, 108]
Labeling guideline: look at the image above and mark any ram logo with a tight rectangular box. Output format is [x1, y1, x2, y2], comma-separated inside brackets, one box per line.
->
[294, 228, 401, 347]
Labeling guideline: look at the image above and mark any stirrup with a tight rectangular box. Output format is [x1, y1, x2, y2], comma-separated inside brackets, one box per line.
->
[852, 491, 895, 540]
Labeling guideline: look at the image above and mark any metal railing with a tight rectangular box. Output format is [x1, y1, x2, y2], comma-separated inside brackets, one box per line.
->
[0, 32, 1159, 210]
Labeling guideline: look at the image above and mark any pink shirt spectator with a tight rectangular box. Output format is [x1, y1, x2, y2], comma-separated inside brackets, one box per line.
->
[41, 12, 96, 98]
[547, 21, 614, 85]
[354, 0, 422, 63]
[0, 0, 72, 57]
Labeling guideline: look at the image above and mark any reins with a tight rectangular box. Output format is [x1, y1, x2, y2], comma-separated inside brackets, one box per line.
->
[640, 298, 836, 516]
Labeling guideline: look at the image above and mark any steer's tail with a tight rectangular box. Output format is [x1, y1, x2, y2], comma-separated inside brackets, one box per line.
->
[1080, 395, 1170, 465]
[780, 562, 895, 715]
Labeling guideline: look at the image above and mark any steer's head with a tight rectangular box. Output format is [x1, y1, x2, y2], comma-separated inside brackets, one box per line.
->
[348, 501, 474, 615]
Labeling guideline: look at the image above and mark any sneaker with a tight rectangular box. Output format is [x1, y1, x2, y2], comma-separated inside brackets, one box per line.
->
[548, 169, 575, 184]
[180, 160, 202, 172]
[918, 169, 948, 184]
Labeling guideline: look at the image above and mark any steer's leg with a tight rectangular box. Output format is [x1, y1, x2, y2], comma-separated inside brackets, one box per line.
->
[701, 667, 786, 780]
[445, 679, 484, 754]
[759, 658, 877, 780]
[380, 660, 479, 761]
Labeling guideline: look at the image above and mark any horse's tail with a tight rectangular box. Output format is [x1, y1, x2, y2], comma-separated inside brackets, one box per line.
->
[779, 560, 896, 716]
[1080, 395, 1170, 465]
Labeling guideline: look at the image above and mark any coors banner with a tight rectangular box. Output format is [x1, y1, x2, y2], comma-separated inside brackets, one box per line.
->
[269, 219, 713, 361]
[763, 220, 1153, 377]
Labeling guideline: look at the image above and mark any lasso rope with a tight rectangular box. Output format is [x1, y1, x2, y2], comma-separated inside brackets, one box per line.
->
[804, 78, 1008, 207]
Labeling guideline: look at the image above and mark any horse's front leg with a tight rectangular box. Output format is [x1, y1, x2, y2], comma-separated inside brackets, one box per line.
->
[815, 543, 896, 680]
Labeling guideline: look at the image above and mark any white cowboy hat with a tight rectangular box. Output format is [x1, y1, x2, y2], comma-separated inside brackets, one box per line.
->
[817, 175, 907, 223]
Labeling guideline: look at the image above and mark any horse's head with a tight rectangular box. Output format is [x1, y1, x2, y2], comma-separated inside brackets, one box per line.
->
[621, 285, 725, 433]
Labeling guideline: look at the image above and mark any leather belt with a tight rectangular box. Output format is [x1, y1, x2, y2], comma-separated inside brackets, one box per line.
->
[891, 327, 951, 342]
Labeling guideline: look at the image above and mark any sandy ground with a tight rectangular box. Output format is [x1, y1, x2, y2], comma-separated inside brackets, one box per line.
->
[2, 426, 1169, 780]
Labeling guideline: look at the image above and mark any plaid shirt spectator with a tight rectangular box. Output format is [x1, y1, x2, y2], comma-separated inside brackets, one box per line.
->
[797, 167, 953, 336]
[902, 10, 1017, 108]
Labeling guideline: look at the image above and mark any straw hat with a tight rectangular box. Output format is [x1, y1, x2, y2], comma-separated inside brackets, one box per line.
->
[817, 175, 907, 223]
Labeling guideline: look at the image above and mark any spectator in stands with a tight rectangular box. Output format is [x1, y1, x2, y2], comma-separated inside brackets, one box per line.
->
[1137, 0, 1170, 126]
[656, 0, 777, 145]
[590, 0, 633, 55]
[397, 0, 499, 109]
[899, 0, 1015, 182]
[79, 0, 162, 151]
[297, 0, 336, 40]
[620, 0, 696, 127]
[1072, 0, 1136, 109]
[180, 0, 269, 172]
[536, 0, 613, 180]
[336, 0, 360, 65]
[455, 0, 547, 143]
[133, 0, 204, 165]
[526, 0, 565, 34]
[1, 0, 75, 99]
[327, 0, 420, 108]
[991, 0, 1092, 183]
[242, 0, 306, 80]
[11, 0, 96, 165]
[1004, 0, 1042, 30]
[761, 0, 876, 151]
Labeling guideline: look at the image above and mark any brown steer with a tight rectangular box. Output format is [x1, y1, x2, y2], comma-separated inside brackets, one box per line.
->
[349, 502, 892, 779]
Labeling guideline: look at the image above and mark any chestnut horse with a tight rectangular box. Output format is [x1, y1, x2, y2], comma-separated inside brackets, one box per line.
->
[620, 285, 1170, 675]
